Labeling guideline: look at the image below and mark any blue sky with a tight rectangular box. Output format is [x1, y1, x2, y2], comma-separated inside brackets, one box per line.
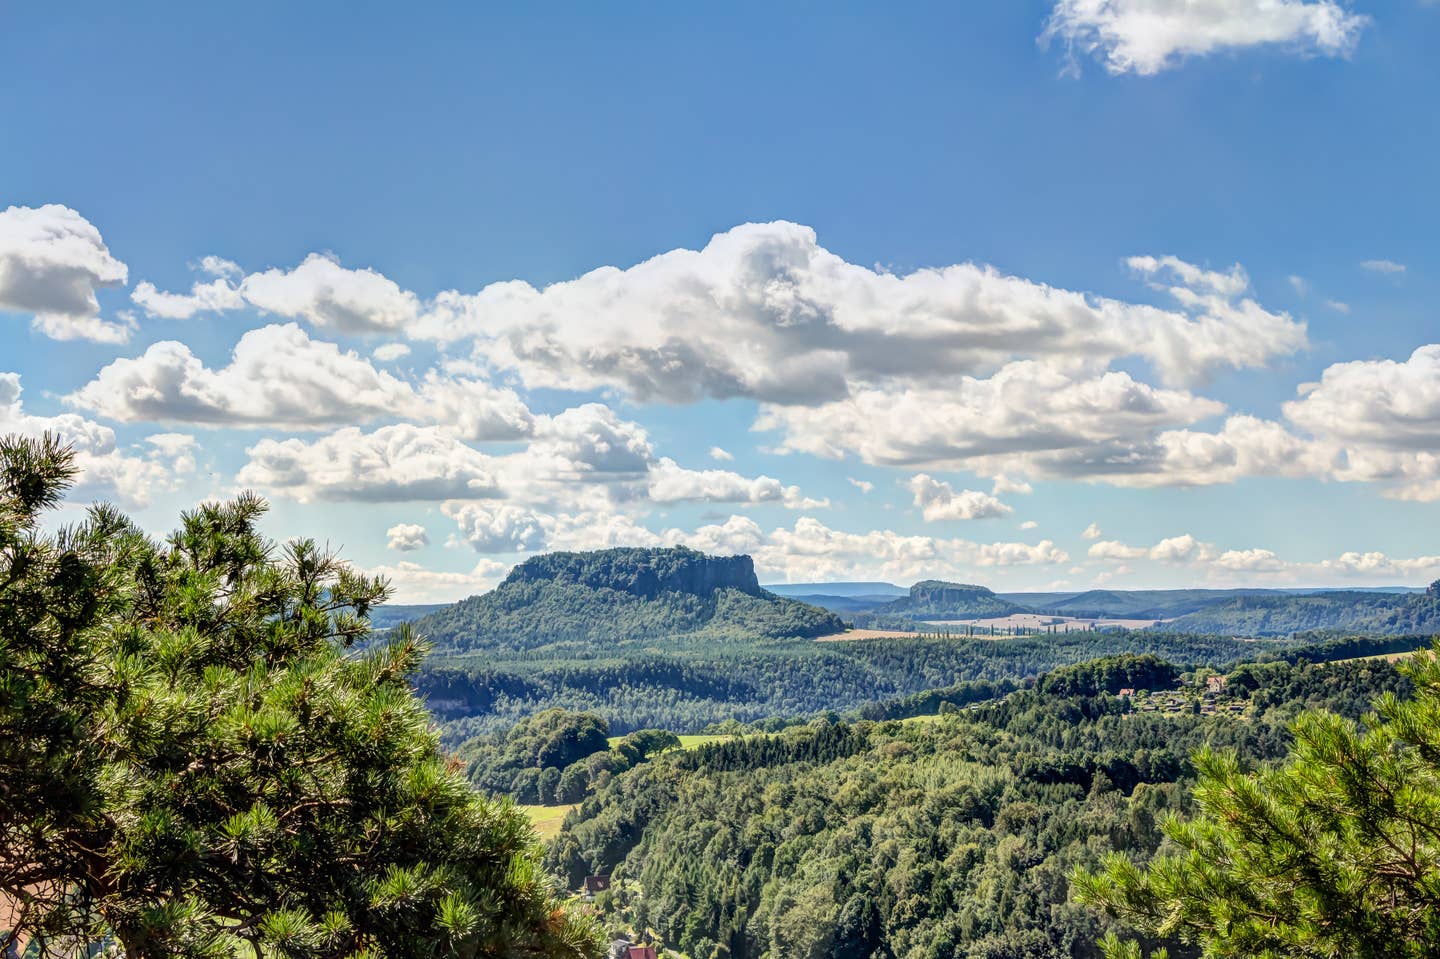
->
[3, 1, 1438, 600]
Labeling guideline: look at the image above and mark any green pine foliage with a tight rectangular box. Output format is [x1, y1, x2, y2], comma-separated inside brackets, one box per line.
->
[0, 434, 600, 959]
[1075, 643, 1440, 959]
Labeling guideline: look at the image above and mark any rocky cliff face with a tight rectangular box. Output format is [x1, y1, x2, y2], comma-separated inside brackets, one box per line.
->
[905, 580, 998, 606]
[502, 547, 763, 599]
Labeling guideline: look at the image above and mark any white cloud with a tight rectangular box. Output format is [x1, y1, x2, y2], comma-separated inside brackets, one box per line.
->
[848, 477, 875, 493]
[70, 324, 416, 428]
[752, 517, 1069, 583]
[1082, 522, 1103, 540]
[1020, 520, 1039, 530]
[1150, 533, 1214, 563]
[1288, 275, 1310, 296]
[1285, 345, 1440, 454]
[195, 255, 242, 279]
[1088, 539, 1148, 560]
[68, 323, 533, 439]
[648, 457, 826, 509]
[1326, 300, 1351, 314]
[238, 424, 502, 503]
[366, 559, 507, 604]
[708, 446, 734, 462]
[756, 361, 1226, 483]
[132, 252, 422, 332]
[373, 342, 411, 361]
[906, 474, 1012, 521]
[417, 223, 1302, 402]
[0, 372, 196, 507]
[992, 474, 1033, 496]
[0, 204, 132, 342]
[1042, 0, 1369, 76]
[443, 502, 554, 553]
[386, 522, 429, 551]
[132, 276, 244, 319]
[1360, 259, 1406, 275]
[240, 253, 420, 333]
[1086, 529, 1440, 585]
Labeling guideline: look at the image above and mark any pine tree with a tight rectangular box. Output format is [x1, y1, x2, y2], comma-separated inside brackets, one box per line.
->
[0, 434, 600, 959]
[1074, 642, 1440, 959]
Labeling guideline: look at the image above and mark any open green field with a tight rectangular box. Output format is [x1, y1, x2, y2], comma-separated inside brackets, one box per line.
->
[607, 732, 735, 750]
[517, 803, 576, 840]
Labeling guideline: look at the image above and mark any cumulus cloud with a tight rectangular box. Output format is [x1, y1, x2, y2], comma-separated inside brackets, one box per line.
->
[1082, 522, 1102, 540]
[373, 342, 411, 362]
[132, 276, 244, 319]
[240, 253, 420, 333]
[992, 475, 1033, 496]
[68, 323, 533, 439]
[0, 372, 196, 507]
[365, 559, 508, 604]
[70, 324, 417, 428]
[1087, 529, 1440, 585]
[1285, 345, 1440, 453]
[709, 446, 734, 462]
[0, 204, 132, 342]
[1042, 0, 1369, 76]
[195, 256, 242, 279]
[414, 222, 1302, 402]
[442, 502, 554, 553]
[1087, 539, 1147, 560]
[131, 251, 422, 332]
[1019, 520, 1040, 530]
[756, 361, 1226, 482]
[238, 424, 503, 503]
[649, 457, 827, 509]
[386, 522, 429, 551]
[907, 474, 1012, 521]
[848, 477, 875, 493]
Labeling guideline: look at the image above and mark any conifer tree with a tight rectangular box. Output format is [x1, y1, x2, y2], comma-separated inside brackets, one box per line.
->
[0, 434, 599, 959]
[1075, 637, 1440, 959]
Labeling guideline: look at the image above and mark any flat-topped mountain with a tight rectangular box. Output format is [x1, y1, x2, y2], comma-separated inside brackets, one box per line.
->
[410, 547, 843, 653]
[503, 547, 764, 598]
[877, 580, 1026, 620]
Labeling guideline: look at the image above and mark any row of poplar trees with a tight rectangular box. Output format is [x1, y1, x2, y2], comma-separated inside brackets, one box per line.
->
[0, 434, 600, 959]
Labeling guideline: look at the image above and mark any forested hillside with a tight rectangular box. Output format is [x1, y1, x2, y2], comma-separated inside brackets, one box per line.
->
[1164, 586, 1440, 635]
[410, 547, 844, 653]
[417, 630, 1265, 742]
[545, 655, 1411, 959]
[872, 580, 1027, 620]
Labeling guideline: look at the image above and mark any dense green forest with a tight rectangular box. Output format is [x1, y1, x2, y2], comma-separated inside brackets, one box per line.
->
[1164, 587, 1440, 635]
[417, 631, 1268, 742]
[543, 654, 1412, 959]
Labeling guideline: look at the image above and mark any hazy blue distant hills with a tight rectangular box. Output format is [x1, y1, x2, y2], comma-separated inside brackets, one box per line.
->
[764, 581, 907, 598]
[1166, 588, 1440, 636]
[1031, 588, 1294, 620]
[369, 603, 447, 631]
[408, 547, 844, 654]
[773, 593, 912, 614]
[761, 580, 1440, 635]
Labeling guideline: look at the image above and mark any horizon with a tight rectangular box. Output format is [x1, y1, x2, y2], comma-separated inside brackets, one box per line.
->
[5, 3, 1439, 602]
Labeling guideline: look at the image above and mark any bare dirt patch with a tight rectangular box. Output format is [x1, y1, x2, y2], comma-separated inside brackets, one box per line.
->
[815, 628, 924, 642]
